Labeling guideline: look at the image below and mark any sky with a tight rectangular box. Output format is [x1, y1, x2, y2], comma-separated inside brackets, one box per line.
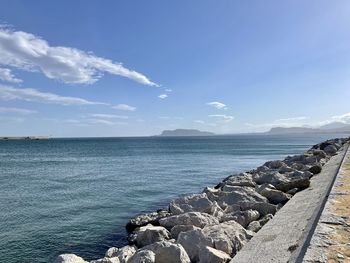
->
[0, 0, 350, 137]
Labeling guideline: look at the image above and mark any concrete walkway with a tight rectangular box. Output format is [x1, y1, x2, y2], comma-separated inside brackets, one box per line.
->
[303, 145, 350, 263]
[231, 143, 349, 263]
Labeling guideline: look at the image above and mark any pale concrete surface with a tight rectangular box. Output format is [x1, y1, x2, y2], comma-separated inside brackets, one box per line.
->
[303, 145, 350, 263]
[231, 143, 349, 263]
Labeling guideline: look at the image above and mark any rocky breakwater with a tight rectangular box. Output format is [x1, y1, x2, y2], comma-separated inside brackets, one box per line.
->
[55, 138, 349, 263]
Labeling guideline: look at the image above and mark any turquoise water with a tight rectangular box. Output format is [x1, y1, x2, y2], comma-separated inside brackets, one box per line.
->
[0, 134, 344, 262]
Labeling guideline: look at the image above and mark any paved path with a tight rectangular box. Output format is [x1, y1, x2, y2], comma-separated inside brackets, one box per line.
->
[231, 143, 349, 263]
[303, 145, 350, 263]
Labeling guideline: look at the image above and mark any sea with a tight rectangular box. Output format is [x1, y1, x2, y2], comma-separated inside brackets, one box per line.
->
[0, 134, 347, 263]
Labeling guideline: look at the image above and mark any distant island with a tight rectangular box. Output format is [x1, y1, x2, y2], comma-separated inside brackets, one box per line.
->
[265, 122, 350, 135]
[157, 129, 215, 137]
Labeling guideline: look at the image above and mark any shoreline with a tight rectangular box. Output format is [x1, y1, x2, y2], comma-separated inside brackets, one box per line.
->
[56, 137, 350, 263]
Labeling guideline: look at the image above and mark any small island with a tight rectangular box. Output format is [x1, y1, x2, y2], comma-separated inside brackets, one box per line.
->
[157, 129, 215, 137]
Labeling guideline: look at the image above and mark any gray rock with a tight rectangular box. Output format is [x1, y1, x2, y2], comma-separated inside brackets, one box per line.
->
[286, 188, 299, 195]
[222, 173, 256, 187]
[259, 186, 291, 204]
[312, 149, 327, 158]
[170, 225, 200, 239]
[105, 247, 119, 258]
[126, 210, 171, 233]
[199, 246, 231, 263]
[54, 254, 87, 263]
[178, 220, 252, 261]
[264, 160, 285, 169]
[113, 245, 137, 263]
[258, 214, 273, 226]
[324, 145, 337, 155]
[240, 201, 277, 216]
[169, 193, 214, 215]
[309, 164, 322, 175]
[278, 166, 295, 174]
[221, 209, 260, 228]
[134, 224, 170, 247]
[159, 212, 219, 230]
[128, 250, 155, 263]
[141, 241, 190, 263]
[214, 186, 268, 208]
[246, 221, 261, 232]
[90, 257, 120, 263]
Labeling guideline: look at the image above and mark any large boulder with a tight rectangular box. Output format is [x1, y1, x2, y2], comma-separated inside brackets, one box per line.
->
[159, 212, 219, 230]
[169, 193, 214, 215]
[178, 220, 252, 261]
[170, 225, 200, 239]
[220, 209, 260, 227]
[111, 245, 136, 263]
[257, 185, 291, 204]
[253, 171, 310, 192]
[141, 241, 190, 263]
[239, 201, 277, 216]
[54, 254, 87, 263]
[246, 221, 261, 232]
[264, 160, 285, 169]
[126, 210, 171, 233]
[222, 173, 256, 187]
[105, 247, 119, 258]
[324, 145, 338, 155]
[211, 186, 268, 208]
[134, 224, 170, 247]
[128, 250, 155, 263]
[309, 164, 322, 175]
[90, 257, 120, 263]
[199, 246, 231, 263]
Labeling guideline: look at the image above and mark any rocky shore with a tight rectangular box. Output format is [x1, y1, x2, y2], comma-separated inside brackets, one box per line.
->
[55, 137, 349, 263]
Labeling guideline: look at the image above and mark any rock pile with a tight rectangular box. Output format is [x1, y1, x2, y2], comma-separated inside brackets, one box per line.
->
[55, 138, 349, 263]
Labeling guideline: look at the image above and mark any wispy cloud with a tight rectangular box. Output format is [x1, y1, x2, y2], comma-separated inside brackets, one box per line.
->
[194, 120, 217, 127]
[0, 106, 36, 114]
[245, 116, 309, 129]
[330, 112, 350, 124]
[165, 88, 172, 92]
[208, 114, 234, 123]
[0, 85, 106, 105]
[207, 101, 227, 110]
[0, 67, 22, 83]
[0, 27, 158, 86]
[158, 94, 168, 99]
[112, 104, 136, 111]
[90, 113, 128, 119]
[274, 116, 308, 122]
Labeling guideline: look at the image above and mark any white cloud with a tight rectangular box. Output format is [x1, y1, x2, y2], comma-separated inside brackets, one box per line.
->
[87, 118, 115, 125]
[0, 106, 36, 114]
[158, 94, 168, 99]
[112, 104, 136, 111]
[90, 113, 128, 119]
[0, 67, 22, 83]
[274, 116, 308, 122]
[0, 85, 106, 105]
[330, 112, 350, 123]
[165, 88, 172, 92]
[208, 114, 234, 123]
[207, 101, 227, 110]
[0, 27, 158, 86]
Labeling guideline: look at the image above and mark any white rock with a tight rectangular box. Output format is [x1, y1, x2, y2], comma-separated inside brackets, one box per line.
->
[105, 247, 119, 258]
[134, 224, 170, 247]
[141, 241, 190, 263]
[170, 225, 200, 239]
[178, 220, 252, 261]
[90, 257, 120, 263]
[54, 254, 88, 263]
[221, 209, 260, 227]
[114, 245, 137, 263]
[199, 246, 231, 263]
[128, 250, 155, 263]
[159, 212, 219, 229]
[169, 193, 214, 215]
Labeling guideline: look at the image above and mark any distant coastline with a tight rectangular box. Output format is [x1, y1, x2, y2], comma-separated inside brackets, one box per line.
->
[0, 136, 50, 140]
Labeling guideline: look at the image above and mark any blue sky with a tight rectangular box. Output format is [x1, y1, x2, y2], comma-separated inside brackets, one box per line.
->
[0, 0, 350, 137]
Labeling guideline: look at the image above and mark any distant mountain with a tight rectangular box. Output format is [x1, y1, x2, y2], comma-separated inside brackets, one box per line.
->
[266, 122, 350, 135]
[158, 129, 215, 137]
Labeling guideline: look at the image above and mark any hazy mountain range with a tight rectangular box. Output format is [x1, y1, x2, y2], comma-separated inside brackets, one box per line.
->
[158, 122, 350, 137]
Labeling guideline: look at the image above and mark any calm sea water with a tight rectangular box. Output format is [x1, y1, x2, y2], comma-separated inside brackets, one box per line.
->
[0, 134, 344, 263]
